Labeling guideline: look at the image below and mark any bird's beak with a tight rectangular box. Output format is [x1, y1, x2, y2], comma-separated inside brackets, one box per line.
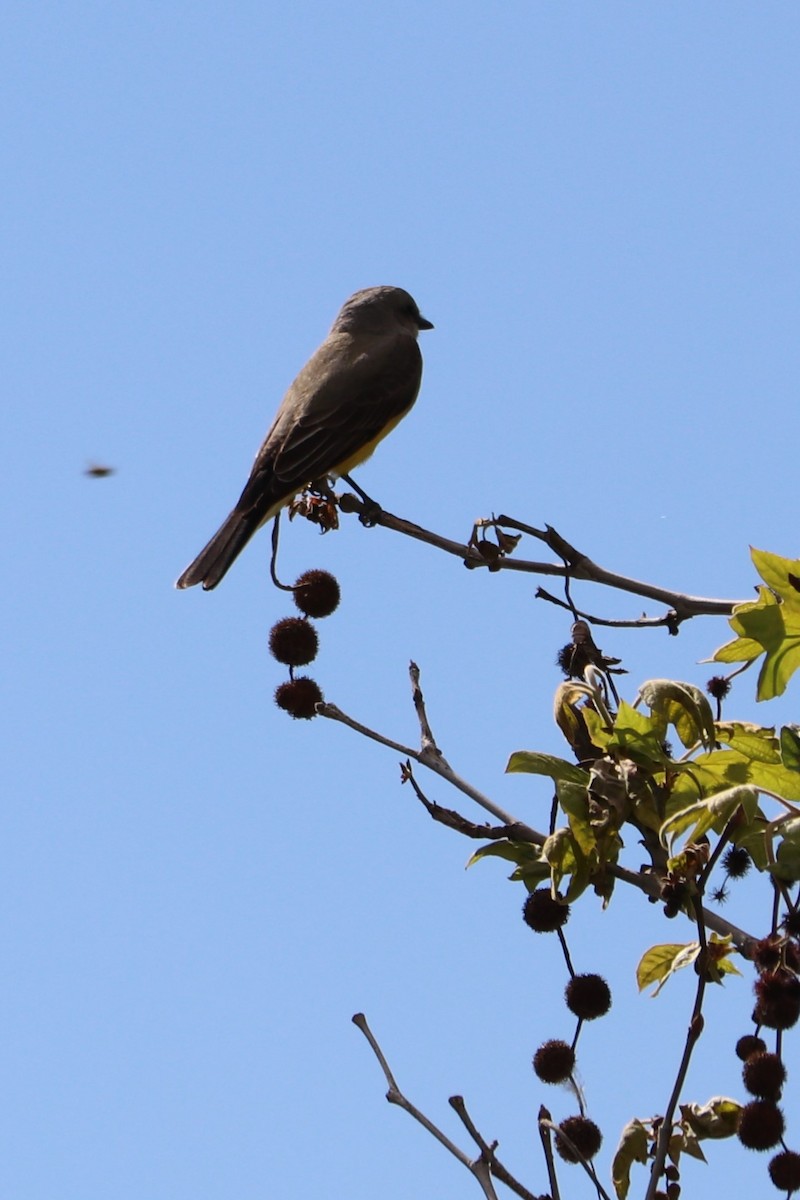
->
[417, 314, 434, 331]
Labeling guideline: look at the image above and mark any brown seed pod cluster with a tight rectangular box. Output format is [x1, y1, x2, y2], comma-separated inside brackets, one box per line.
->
[526, 891, 611, 1171]
[736, 940, 800, 1190]
[270, 569, 341, 719]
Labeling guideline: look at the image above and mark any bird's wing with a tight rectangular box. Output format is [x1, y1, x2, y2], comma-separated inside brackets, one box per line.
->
[235, 332, 422, 513]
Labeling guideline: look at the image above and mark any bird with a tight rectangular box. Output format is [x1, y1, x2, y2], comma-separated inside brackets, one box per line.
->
[176, 285, 433, 591]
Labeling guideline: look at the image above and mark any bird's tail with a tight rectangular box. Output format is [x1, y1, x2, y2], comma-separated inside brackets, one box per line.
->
[175, 510, 261, 590]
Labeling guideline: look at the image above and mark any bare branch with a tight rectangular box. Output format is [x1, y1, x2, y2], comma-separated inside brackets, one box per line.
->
[644, 898, 709, 1200]
[539, 1113, 613, 1200]
[316, 701, 526, 829]
[337, 495, 741, 623]
[537, 1107, 561, 1200]
[449, 1095, 541, 1200]
[319, 691, 758, 956]
[353, 1014, 498, 1199]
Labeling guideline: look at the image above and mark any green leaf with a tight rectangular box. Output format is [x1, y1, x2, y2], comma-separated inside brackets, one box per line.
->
[715, 721, 780, 764]
[557, 782, 598, 859]
[611, 1119, 649, 1200]
[670, 1127, 706, 1164]
[637, 943, 700, 995]
[659, 785, 759, 851]
[781, 724, 800, 772]
[667, 739, 800, 810]
[604, 700, 670, 767]
[542, 827, 591, 901]
[638, 680, 717, 750]
[505, 751, 590, 785]
[680, 1097, 741, 1140]
[733, 817, 770, 871]
[467, 840, 541, 869]
[771, 818, 800, 883]
[711, 549, 800, 699]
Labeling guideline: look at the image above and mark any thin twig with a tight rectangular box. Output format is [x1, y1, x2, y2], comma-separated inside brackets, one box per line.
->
[449, 1096, 541, 1200]
[409, 661, 440, 756]
[337, 497, 741, 621]
[644, 898, 708, 1200]
[536, 587, 677, 630]
[537, 1107, 561, 1200]
[353, 1014, 498, 1199]
[538, 1115, 613, 1200]
[319, 696, 758, 954]
[317, 701, 525, 828]
[269, 513, 294, 592]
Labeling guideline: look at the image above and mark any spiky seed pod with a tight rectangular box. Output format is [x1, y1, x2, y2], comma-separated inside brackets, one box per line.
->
[274, 676, 323, 720]
[292, 569, 341, 619]
[737, 1100, 785, 1151]
[565, 974, 612, 1020]
[533, 1040, 575, 1084]
[753, 937, 783, 973]
[743, 1052, 786, 1101]
[781, 909, 800, 937]
[522, 888, 570, 933]
[722, 846, 751, 879]
[753, 969, 800, 1030]
[269, 617, 319, 667]
[768, 1149, 800, 1192]
[736, 1034, 767, 1061]
[706, 675, 732, 701]
[554, 1116, 602, 1163]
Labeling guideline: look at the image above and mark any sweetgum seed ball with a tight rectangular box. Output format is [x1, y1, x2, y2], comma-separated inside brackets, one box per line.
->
[565, 974, 612, 1020]
[533, 1040, 575, 1084]
[742, 1052, 786, 1100]
[769, 1150, 800, 1191]
[554, 1116, 602, 1163]
[292, 569, 341, 618]
[522, 888, 570, 933]
[737, 1099, 785, 1151]
[736, 1034, 766, 1062]
[274, 676, 323, 720]
[753, 970, 800, 1030]
[269, 617, 319, 667]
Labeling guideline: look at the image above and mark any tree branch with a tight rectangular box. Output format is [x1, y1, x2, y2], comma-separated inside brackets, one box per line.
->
[353, 1013, 499, 1198]
[317, 682, 757, 956]
[337, 494, 741, 623]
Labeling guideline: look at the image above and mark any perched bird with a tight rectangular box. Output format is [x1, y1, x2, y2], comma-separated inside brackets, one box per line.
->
[176, 285, 433, 590]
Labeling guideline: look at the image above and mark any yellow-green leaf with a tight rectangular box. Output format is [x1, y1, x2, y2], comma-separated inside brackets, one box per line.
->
[660, 785, 759, 851]
[710, 548, 800, 700]
[637, 943, 699, 994]
[611, 1119, 649, 1200]
[680, 1097, 741, 1140]
[505, 751, 589, 785]
[638, 680, 716, 750]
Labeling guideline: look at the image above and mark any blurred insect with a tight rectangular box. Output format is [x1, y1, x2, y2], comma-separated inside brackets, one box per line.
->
[84, 464, 116, 478]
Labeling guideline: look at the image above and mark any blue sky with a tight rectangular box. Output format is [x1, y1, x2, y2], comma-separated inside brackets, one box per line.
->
[5, 4, 800, 1198]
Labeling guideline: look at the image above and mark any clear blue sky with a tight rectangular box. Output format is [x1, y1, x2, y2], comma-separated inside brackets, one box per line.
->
[5, 4, 800, 1198]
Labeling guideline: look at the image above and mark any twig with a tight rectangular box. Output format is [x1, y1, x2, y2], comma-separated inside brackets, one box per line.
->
[644, 898, 708, 1200]
[316, 701, 525, 829]
[449, 1096, 541, 1200]
[537, 1107, 561, 1200]
[409, 661, 439, 756]
[268, 513, 294, 592]
[337, 496, 741, 622]
[353, 1014, 497, 1199]
[538, 1114, 613, 1200]
[318, 695, 757, 955]
[536, 587, 678, 630]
